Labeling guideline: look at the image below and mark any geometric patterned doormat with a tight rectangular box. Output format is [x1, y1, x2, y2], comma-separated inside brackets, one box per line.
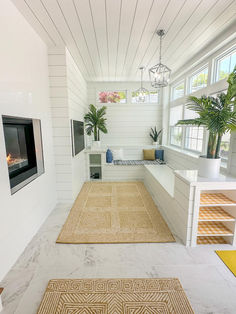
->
[57, 182, 175, 243]
[37, 278, 194, 313]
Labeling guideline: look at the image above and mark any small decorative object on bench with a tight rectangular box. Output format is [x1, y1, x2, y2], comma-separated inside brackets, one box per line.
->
[112, 148, 124, 161]
[106, 149, 113, 163]
[155, 149, 164, 161]
[143, 149, 155, 160]
[0, 288, 3, 312]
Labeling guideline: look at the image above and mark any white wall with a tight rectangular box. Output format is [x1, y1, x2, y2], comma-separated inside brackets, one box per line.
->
[66, 51, 87, 200]
[0, 0, 57, 281]
[88, 82, 162, 147]
[49, 48, 88, 202]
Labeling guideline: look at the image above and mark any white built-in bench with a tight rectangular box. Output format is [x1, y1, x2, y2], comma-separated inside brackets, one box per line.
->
[86, 146, 236, 247]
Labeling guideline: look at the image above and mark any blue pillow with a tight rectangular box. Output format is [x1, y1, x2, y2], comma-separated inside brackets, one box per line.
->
[155, 149, 164, 161]
[106, 149, 113, 163]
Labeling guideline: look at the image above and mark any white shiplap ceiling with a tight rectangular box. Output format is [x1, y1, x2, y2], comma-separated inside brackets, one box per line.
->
[11, 0, 236, 81]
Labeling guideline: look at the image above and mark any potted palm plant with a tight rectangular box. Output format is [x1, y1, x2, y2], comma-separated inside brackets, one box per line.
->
[84, 104, 108, 149]
[177, 66, 236, 178]
[150, 127, 162, 146]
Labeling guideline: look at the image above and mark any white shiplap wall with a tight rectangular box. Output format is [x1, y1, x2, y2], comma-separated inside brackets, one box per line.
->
[66, 51, 88, 200]
[49, 48, 87, 202]
[87, 82, 162, 147]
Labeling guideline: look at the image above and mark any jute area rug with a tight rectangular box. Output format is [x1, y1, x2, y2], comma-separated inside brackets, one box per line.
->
[37, 278, 194, 313]
[57, 182, 175, 244]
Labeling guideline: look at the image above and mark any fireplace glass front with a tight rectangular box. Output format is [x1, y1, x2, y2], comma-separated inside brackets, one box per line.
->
[2, 116, 44, 193]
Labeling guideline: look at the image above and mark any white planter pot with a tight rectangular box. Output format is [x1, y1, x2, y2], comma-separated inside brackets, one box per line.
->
[152, 142, 158, 146]
[92, 140, 101, 149]
[198, 156, 221, 179]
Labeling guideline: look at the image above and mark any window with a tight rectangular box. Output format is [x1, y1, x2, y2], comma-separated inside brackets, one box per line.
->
[131, 91, 159, 103]
[183, 107, 203, 152]
[172, 81, 185, 100]
[98, 91, 127, 103]
[215, 48, 236, 82]
[169, 105, 183, 147]
[189, 67, 208, 93]
[220, 131, 231, 161]
[185, 127, 203, 152]
[170, 127, 183, 147]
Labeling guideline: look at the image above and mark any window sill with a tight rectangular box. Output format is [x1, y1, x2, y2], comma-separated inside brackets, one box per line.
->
[162, 145, 200, 159]
[162, 145, 228, 172]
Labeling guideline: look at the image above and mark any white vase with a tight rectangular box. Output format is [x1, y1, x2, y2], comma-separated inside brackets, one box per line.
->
[198, 156, 221, 179]
[152, 142, 158, 146]
[92, 140, 101, 149]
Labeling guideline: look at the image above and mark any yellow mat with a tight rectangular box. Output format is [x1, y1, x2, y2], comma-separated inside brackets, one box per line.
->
[215, 250, 236, 276]
[57, 181, 175, 244]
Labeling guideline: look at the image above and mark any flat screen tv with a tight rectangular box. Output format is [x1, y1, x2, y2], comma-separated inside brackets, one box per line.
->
[71, 120, 85, 156]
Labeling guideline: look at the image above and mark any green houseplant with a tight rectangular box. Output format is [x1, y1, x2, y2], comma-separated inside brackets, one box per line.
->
[84, 104, 108, 148]
[150, 127, 162, 146]
[177, 66, 236, 178]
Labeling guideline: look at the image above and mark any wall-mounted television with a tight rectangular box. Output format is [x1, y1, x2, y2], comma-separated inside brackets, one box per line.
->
[71, 120, 85, 156]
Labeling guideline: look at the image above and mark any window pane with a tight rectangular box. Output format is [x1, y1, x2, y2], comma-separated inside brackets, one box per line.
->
[215, 49, 236, 82]
[220, 132, 230, 160]
[170, 126, 182, 147]
[184, 126, 203, 152]
[189, 67, 208, 93]
[149, 91, 159, 103]
[131, 91, 158, 103]
[169, 105, 183, 126]
[184, 106, 198, 119]
[230, 52, 236, 72]
[98, 91, 126, 103]
[172, 82, 184, 100]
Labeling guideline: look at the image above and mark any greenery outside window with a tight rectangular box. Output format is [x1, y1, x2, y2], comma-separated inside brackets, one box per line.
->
[189, 67, 208, 93]
[214, 48, 236, 82]
[131, 90, 159, 103]
[98, 91, 127, 103]
[220, 131, 231, 162]
[170, 126, 182, 147]
[172, 81, 185, 100]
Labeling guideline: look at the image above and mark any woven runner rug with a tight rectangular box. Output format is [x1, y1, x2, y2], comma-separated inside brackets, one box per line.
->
[37, 278, 194, 314]
[57, 181, 174, 243]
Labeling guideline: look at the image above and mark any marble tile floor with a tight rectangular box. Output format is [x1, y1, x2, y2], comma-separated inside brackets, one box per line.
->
[1, 202, 236, 314]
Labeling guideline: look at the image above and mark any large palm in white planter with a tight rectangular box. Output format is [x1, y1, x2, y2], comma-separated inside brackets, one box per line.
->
[177, 66, 236, 178]
[84, 104, 108, 149]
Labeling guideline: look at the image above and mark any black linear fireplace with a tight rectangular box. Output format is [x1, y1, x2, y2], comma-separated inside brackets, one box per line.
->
[2, 116, 44, 194]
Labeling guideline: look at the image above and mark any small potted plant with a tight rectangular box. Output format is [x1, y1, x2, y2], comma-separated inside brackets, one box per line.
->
[150, 127, 162, 146]
[84, 104, 108, 149]
[177, 66, 236, 178]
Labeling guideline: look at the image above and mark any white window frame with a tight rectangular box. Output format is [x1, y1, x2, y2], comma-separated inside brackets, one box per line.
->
[212, 46, 236, 83]
[171, 80, 185, 101]
[188, 65, 209, 94]
[131, 90, 159, 104]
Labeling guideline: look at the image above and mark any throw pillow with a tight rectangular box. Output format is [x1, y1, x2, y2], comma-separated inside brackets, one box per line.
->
[155, 149, 164, 161]
[112, 148, 124, 160]
[143, 149, 155, 160]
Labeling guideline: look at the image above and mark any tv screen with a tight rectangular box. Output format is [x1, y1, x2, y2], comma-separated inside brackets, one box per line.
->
[71, 120, 85, 156]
